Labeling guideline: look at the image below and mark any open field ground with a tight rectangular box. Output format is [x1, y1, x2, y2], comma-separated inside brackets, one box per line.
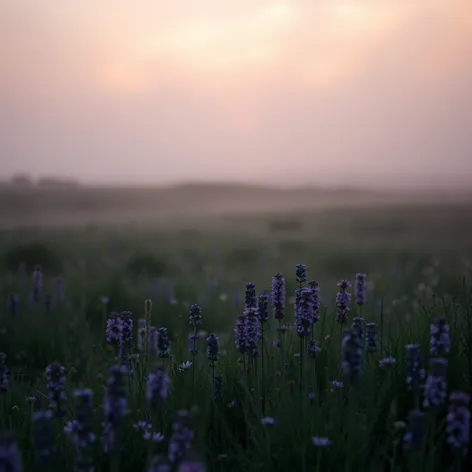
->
[1, 193, 472, 471]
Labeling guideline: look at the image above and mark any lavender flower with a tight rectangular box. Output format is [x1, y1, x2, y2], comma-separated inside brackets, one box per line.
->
[234, 314, 248, 354]
[312, 437, 332, 447]
[206, 334, 220, 364]
[147, 365, 170, 410]
[168, 411, 194, 464]
[45, 361, 66, 417]
[272, 273, 286, 320]
[379, 357, 397, 367]
[295, 264, 307, 285]
[244, 307, 261, 356]
[106, 312, 123, 346]
[341, 329, 362, 384]
[188, 304, 202, 327]
[423, 357, 448, 410]
[258, 294, 269, 323]
[157, 327, 171, 358]
[295, 287, 314, 337]
[32, 265, 42, 302]
[331, 380, 344, 389]
[336, 280, 351, 325]
[365, 322, 378, 352]
[308, 281, 320, 324]
[68, 389, 96, 472]
[405, 344, 424, 392]
[261, 417, 277, 426]
[430, 318, 450, 357]
[32, 411, 55, 466]
[244, 283, 257, 310]
[119, 311, 133, 366]
[446, 391, 470, 457]
[307, 340, 321, 359]
[102, 365, 127, 452]
[403, 409, 425, 452]
[351, 317, 364, 341]
[355, 273, 367, 306]
[0, 434, 23, 472]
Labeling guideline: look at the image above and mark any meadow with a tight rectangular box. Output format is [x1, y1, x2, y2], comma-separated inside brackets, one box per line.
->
[1, 195, 472, 471]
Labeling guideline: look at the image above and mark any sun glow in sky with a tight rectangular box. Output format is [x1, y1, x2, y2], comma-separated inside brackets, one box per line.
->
[1, 0, 472, 188]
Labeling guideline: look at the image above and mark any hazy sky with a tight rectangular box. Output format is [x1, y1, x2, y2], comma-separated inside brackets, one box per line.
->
[1, 0, 472, 189]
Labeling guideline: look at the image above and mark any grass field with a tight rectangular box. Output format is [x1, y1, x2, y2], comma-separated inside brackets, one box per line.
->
[1, 196, 472, 471]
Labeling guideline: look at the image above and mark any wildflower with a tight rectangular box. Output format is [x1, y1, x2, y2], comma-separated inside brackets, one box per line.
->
[365, 322, 378, 352]
[307, 340, 321, 359]
[188, 304, 202, 327]
[312, 437, 332, 447]
[446, 391, 470, 457]
[227, 400, 237, 408]
[147, 365, 170, 410]
[0, 433, 23, 472]
[45, 361, 66, 417]
[423, 358, 448, 410]
[308, 392, 316, 401]
[430, 318, 450, 357]
[308, 281, 321, 324]
[105, 313, 123, 346]
[32, 265, 42, 302]
[244, 283, 257, 310]
[157, 327, 171, 358]
[273, 339, 281, 348]
[341, 329, 362, 384]
[295, 264, 307, 285]
[405, 344, 424, 391]
[177, 361, 193, 372]
[355, 273, 367, 306]
[206, 334, 220, 364]
[64, 389, 96, 472]
[168, 411, 194, 464]
[336, 280, 351, 325]
[32, 410, 55, 466]
[258, 294, 269, 324]
[261, 417, 277, 426]
[403, 409, 425, 452]
[271, 273, 286, 320]
[102, 365, 127, 452]
[295, 287, 314, 337]
[379, 357, 397, 367]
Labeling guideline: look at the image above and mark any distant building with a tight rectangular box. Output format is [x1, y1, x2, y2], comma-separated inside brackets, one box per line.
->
[10, 174, 34, 186]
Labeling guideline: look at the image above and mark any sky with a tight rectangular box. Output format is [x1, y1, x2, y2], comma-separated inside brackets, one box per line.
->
[1, 0, 472, 189]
